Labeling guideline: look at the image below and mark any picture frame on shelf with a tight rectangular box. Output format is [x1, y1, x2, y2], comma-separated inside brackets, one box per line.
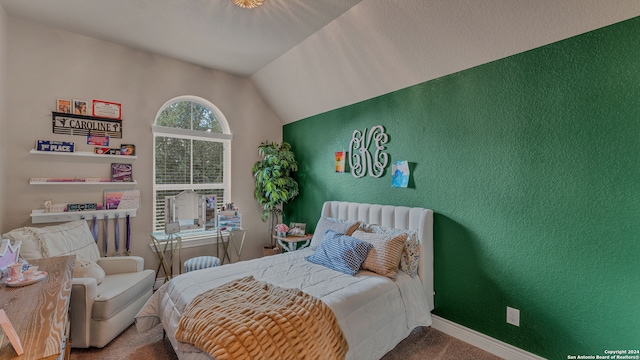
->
[73, 99, 88, 115]
[56, 99, 71, 114]
[104, 189, 141, 210]
[111, 163, 133, 182]
[288, 222, 306, 236]
[92, 100, 122, 120]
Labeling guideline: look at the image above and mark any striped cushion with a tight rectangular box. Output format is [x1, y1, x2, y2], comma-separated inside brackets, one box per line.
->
[306, 229, 372, 275]
[350, 230, 407, 280]
[365, 224, 420, 277]
[184, 256, 221, 272]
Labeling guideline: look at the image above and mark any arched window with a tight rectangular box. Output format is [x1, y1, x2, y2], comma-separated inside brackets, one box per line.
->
[152, 96, 231, 231]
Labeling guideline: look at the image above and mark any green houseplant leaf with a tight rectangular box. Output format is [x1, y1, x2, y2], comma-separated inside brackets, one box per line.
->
[252, 141, 299, 247]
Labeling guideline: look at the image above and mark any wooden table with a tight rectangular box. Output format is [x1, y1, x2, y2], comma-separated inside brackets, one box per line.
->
[0, 255, 75, 360]
[274, 234, 313, 252]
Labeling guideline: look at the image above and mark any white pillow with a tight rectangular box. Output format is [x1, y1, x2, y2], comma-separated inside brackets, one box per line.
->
[2, 221, 99, 262]
[3, 227, 43, 260]
[310, 217, 361, 250]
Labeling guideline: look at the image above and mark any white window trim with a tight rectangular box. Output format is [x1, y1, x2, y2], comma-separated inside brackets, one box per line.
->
[152, 125, 233, 141]
[155, 95, 232, 133]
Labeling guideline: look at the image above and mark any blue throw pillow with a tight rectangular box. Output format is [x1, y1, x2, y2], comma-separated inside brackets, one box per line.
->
[306, 229, 373, 275]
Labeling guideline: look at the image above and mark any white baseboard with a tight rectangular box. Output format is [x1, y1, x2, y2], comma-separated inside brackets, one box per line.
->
[430, 315, 546, 360]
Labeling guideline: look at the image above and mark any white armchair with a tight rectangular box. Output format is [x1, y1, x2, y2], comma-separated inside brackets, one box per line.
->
[3, 220, 155, 348]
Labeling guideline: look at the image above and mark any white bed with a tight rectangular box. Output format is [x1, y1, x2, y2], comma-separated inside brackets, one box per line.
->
[136, 201, 435, 360]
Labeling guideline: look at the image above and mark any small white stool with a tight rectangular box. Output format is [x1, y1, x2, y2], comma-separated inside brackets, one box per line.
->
[183, 256, 221, 273]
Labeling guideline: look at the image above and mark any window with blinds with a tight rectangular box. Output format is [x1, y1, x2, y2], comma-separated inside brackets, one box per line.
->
[152, 97, 231, 231]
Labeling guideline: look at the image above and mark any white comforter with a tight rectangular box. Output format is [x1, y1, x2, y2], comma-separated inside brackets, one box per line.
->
[136, 248, 432, 360]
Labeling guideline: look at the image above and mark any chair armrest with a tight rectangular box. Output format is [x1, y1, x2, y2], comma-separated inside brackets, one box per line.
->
[97, 256, 144, 274]
[70, 277, 98, 349]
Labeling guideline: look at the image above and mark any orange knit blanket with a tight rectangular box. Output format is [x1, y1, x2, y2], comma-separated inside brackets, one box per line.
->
[175, 276, 348, 360]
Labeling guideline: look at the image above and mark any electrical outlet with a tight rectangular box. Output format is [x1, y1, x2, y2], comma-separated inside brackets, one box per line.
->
[507, 306, 520, 327]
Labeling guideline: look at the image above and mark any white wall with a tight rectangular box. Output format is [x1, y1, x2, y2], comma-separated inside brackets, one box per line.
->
[3, 18, 282, 268]
[0, 5, 7, 231]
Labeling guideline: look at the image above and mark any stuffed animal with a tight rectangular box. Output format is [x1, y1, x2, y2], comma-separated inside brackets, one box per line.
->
[44, 199, 52, 213]
[74, 259, 105, 285]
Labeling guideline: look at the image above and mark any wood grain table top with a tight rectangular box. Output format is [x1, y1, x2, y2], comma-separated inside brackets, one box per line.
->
[0, 255, 75, 360]
[273, 234, 312, 243]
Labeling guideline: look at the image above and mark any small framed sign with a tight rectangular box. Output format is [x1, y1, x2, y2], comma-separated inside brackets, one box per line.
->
[87, 135, 109, 146]
[92, 100, 122, 120]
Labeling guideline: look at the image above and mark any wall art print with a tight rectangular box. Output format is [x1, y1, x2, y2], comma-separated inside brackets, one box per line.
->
[391, 160, 410, 188]
[335, 151, 346, 173]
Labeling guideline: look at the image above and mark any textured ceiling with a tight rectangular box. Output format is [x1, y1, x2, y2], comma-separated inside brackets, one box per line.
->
[0, 0, 364, 76]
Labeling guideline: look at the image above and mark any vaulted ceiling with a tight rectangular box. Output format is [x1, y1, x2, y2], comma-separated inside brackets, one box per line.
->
[2, 0, 639, 123]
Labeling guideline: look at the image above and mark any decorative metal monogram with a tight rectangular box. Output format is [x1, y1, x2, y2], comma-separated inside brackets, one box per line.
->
[349, 125, 389, 178]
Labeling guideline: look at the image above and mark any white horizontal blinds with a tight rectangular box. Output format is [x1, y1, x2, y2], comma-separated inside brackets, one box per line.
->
[152, 96, 231, 231]
[155, 136, 191, 184]
[193, 140, 224, 184]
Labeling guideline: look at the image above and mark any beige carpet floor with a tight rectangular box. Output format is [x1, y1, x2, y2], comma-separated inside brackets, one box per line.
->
[70, 323, 502, 360]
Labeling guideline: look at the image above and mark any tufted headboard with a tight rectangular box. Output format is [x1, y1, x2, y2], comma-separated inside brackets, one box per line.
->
[321, 201, 435, 311]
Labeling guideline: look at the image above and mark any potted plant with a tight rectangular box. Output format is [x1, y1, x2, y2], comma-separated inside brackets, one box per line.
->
[252, 141, 299, 256]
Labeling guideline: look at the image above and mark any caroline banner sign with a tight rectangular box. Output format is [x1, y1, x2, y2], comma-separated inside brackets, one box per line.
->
[52, 112, 122, 139]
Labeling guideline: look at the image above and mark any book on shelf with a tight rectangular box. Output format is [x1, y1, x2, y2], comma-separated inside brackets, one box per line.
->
[30, 177, 111, 183]
[104, 189, 140, 210]
[49, 203, 68, 212]
[111, 163, 133, 182]
[67, 203, 101, 211]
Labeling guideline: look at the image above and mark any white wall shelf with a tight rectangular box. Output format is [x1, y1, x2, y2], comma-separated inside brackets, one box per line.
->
[30, 149, 137, 160]
[29, 180, 137, 185]
[30, 209, 137, 224]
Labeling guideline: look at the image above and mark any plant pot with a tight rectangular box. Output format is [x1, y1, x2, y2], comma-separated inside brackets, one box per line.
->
[262, 246, 281, 257]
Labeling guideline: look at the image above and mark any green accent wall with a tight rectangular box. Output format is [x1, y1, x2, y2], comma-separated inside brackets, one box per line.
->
[283, 17, 640, 359]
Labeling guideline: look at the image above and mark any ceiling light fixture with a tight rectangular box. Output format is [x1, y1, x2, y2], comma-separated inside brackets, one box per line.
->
[233, 0, 264, 9]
